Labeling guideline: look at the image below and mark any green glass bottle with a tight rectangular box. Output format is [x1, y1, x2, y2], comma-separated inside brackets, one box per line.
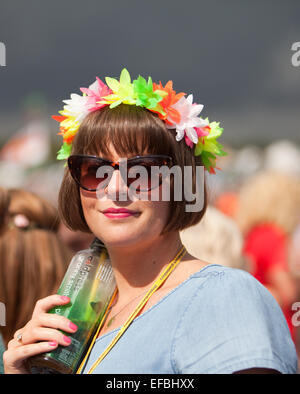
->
[28, 238, 116, 374]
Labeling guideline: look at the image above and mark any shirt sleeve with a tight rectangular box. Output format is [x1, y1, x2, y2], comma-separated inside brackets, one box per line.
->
[171, 267, 298, 374]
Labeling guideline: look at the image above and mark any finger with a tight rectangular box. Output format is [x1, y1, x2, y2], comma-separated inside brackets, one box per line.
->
[3, 341, 59, 370]
[13, 329, 23, 339]
[36, 313, 78, 333]
[7, 337, 22, 350]
[7, 329, 26, 349]
[9, 313, 77, 349]
[32, 294, 70, 317]
[21, 327, 73, 347]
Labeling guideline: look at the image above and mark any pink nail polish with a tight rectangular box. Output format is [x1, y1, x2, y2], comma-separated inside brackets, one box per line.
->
[68, 322, 78, 331]
[63, 335, 72, 344]
[48, 341, 57, 346]
[60, 296, 70, 302]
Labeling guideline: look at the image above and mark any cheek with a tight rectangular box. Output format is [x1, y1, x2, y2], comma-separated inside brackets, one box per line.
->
[80, 190, 171, 243]
[137, 200, 170, 238]
[147, 200, 170, 225]
[80, 191, 99, 227]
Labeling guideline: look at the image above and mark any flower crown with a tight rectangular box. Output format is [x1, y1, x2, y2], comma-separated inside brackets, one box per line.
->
[53, 68, 226, 173]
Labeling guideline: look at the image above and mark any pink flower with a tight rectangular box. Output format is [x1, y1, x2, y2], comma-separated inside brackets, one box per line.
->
[167, 94, 208, 146]
[80, 77, 112, 112]
[184, 125, 210, 147]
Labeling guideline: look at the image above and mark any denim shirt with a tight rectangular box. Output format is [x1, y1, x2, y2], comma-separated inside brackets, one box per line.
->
[81, 265, 298, 374]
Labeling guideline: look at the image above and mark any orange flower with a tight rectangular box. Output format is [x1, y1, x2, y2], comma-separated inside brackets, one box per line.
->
[52, 115, 68, 123]
[152, 81, 185, 125]
[58, 128, 77, 144]
[52, 110, 80, 145]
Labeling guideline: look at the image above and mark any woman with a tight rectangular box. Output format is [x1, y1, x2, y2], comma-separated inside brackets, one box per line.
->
[3, 69, 297, 374]
[0, 187, 72, 372]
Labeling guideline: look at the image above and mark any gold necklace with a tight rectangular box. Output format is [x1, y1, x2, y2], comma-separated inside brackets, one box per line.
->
[105, 288, 151, 328]
[76, 245, 187, 374]
[105, 247, 186, 328]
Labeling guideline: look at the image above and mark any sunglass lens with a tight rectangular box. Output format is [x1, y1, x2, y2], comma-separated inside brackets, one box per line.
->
[69, 157, 109, 191]
[127, 157, 170, 192]
[69, 155, 172, 192]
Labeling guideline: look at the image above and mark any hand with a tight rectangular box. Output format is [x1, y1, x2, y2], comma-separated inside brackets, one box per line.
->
[3, 294, 78, 374]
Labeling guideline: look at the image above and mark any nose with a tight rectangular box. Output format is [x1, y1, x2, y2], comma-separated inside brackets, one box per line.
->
[105, 169, 128, 201]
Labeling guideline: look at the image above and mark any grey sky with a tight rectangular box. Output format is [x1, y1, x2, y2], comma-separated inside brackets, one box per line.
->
[0, 0, 299, 145]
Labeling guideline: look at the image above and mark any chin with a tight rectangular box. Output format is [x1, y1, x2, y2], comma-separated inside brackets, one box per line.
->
[99, 231, 145, 249]
[86, 210, 166, 248]
[93, 223, 163, 250]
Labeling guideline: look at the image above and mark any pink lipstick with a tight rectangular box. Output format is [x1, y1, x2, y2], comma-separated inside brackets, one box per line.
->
[101, 208, 139, 219]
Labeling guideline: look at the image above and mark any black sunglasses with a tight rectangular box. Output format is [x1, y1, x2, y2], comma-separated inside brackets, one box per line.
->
[68, 154, 173, 192]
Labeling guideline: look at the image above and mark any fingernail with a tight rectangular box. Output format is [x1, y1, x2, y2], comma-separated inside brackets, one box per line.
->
[63, 335, 72, 344]
[48, 341, 57, 346]
[68, 322, 78, 331]
[60, 296, 70, 302]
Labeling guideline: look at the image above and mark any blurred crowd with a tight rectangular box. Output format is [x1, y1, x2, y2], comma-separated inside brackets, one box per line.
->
[0, 110, 300, 373]
[203, 140, 300, 365]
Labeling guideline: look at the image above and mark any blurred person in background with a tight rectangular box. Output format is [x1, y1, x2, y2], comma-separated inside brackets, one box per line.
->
[290, 224, 300, 287]
[58, 222, 94, 254]
[0, 188, 72, 373]
[214, 191, 239, 219]
[180, 205, 249, 270]
[289, 222, 300, 361]
[236, 171, 300, 341]
[264, 140, 300, 177]
[0, 335, 4, 374]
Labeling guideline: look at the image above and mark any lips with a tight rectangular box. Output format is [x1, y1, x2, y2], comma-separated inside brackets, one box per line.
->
[101, 208, 139, 219]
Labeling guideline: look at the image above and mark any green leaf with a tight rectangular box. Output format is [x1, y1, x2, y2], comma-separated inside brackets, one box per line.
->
[194, 142, 203, 156]
[119, 68, 131, 85]
[133, 74, 164, 112]
[201, 151, 216, 171]
[105, 77, 120, 92]
[109, 99, 123, 108]
[57, 142, 72, 160]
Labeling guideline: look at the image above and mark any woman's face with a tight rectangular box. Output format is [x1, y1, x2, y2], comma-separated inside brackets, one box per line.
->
[80, 146, 171, 249]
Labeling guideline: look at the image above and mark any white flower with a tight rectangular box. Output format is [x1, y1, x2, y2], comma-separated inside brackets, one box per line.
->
[63, 93, 89, 123]
[166, 94, 207, 143]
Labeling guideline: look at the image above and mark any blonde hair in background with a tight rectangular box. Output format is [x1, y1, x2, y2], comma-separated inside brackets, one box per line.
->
[0, 188, 72, 346]
[180, 205, 246, 269]
[236, 171, 300, 236]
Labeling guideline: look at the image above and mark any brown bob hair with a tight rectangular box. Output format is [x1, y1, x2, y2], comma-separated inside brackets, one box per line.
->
[58, 104, 207, 234]
[0, 188, 71, 345]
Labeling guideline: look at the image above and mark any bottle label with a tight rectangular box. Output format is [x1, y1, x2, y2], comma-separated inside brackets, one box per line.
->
[37, 248, 116, 373]
[53, 337, 82, 368]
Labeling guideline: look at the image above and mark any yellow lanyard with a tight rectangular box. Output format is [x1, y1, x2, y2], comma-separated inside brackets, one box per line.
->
[76, 245, 187, 374]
